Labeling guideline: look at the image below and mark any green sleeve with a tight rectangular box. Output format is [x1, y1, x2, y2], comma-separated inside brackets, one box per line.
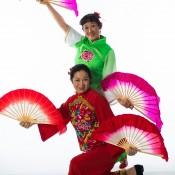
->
[102, 49, 116, 79]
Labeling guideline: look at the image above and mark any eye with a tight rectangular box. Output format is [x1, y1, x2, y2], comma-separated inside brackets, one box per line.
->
[83, 78, 89, 82]
[73, 79, 80, 82]
[84, 26, 89, 31]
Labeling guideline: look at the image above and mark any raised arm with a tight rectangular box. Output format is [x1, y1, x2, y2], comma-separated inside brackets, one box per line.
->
[39, 1, 70, 34]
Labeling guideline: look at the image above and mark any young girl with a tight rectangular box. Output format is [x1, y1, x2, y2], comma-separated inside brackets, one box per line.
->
[20, 64, 143, 175]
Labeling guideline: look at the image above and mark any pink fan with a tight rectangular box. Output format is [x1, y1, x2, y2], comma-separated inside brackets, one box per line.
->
[0, 89, 65, 131]
[102, 72, 163, 130]
[93, 114, 168, 161]
[39, 0, 78, 16]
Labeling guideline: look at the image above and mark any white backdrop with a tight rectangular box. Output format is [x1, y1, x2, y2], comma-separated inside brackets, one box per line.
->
[0, 0, 175, 174]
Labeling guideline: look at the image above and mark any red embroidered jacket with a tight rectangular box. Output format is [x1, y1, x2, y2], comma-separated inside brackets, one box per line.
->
[38, 89, 116, 152]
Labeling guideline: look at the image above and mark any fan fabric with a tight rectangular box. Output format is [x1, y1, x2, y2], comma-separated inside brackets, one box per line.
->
[0, 89, 65, 128]
[102, 71, 163, 130]
[93, 114, 168, 161]
[44, 0, 78, 16]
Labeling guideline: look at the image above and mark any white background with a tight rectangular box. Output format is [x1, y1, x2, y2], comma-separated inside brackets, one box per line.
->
[0, 0, 175, 174]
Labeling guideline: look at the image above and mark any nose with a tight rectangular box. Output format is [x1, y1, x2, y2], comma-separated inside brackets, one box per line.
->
[79, 80, 85, 88]
[80, 80, 84, 86]
[88, 28, 92, 33]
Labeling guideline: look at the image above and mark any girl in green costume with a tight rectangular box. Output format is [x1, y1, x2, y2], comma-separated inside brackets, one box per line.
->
[39, 1, 116, 91]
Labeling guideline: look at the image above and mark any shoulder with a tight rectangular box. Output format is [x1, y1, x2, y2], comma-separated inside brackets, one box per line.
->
[101, 35, 115, 51]
[75, 36, 88, 47]
[99, 36, 114, 55]
[87, 89, 107, 101]
[65, 26, 83, 46]
[64, 93, 77, 104]
[87, 89, 99, 96]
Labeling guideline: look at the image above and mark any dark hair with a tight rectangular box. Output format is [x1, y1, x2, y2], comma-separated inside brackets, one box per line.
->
[69, 64, 92, 81]
[80, 12, 102, 29]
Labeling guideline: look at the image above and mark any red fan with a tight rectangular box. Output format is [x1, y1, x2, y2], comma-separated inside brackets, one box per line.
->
[0, 89, 65, 128]
[102, 72, 163, 130]
[38, 0, 78, 16]
[93, 114, 168, 161]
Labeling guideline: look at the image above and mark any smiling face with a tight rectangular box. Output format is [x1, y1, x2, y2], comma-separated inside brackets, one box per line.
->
[72, 70, 90, 94]
[82, 22, 101, 41]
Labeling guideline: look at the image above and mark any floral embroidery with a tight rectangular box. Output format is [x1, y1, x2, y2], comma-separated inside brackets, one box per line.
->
[69, 96, 100, 152]
[81, 50, 94, 62]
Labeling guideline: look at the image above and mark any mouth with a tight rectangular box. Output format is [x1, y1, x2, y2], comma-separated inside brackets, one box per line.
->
[87, 35, 99, 41]
[78, 89, 84, 91]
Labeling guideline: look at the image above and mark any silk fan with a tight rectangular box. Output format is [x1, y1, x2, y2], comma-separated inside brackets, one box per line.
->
[0, 89, 64, 127]
[93, 114, 168, 161]
[38, 0, 78, 16]
[102, 71, 163, 130]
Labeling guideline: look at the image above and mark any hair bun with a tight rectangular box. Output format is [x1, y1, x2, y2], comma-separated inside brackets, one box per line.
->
[94, 12, 101, 18]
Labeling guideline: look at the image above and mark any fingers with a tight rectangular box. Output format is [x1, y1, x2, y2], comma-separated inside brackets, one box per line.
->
[19, 121, 34, 128]
[37, 0, 49, 5]
[127, 147, 138, 156]
[117, 97, 134, 109]
[125, 99, 134, 109]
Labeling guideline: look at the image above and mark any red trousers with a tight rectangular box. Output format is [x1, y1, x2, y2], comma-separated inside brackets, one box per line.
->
[68, 143, 124, 175]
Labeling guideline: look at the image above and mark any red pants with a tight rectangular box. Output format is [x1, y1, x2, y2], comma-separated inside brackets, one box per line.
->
[68, 143, 124, 175]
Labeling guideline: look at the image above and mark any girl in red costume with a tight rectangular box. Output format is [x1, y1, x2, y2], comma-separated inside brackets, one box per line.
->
[20, 64, 143, 175]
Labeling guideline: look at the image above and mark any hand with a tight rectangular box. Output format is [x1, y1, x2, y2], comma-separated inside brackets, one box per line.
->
[127, 146, 138, 156]
[36, 0, 49, 4]
[19, 121, 34, 128]
[117, 96, 134, 109]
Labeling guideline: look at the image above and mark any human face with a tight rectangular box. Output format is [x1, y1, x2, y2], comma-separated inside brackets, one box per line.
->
[72, 70, 90, 94]
[82, 22, 100, 41]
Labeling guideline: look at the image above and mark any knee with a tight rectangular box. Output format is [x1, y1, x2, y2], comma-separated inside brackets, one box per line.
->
[70, 156, 79, 168]
[69, 156, 83, 175]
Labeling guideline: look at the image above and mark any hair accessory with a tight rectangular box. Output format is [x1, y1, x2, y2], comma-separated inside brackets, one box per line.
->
[94, 12, 101, 18]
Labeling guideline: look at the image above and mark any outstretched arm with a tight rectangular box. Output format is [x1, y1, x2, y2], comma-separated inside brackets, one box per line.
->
[39, 1, 70, 34]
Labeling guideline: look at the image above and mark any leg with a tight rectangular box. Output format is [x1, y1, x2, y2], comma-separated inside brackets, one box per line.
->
[68, 144, 124, 175]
